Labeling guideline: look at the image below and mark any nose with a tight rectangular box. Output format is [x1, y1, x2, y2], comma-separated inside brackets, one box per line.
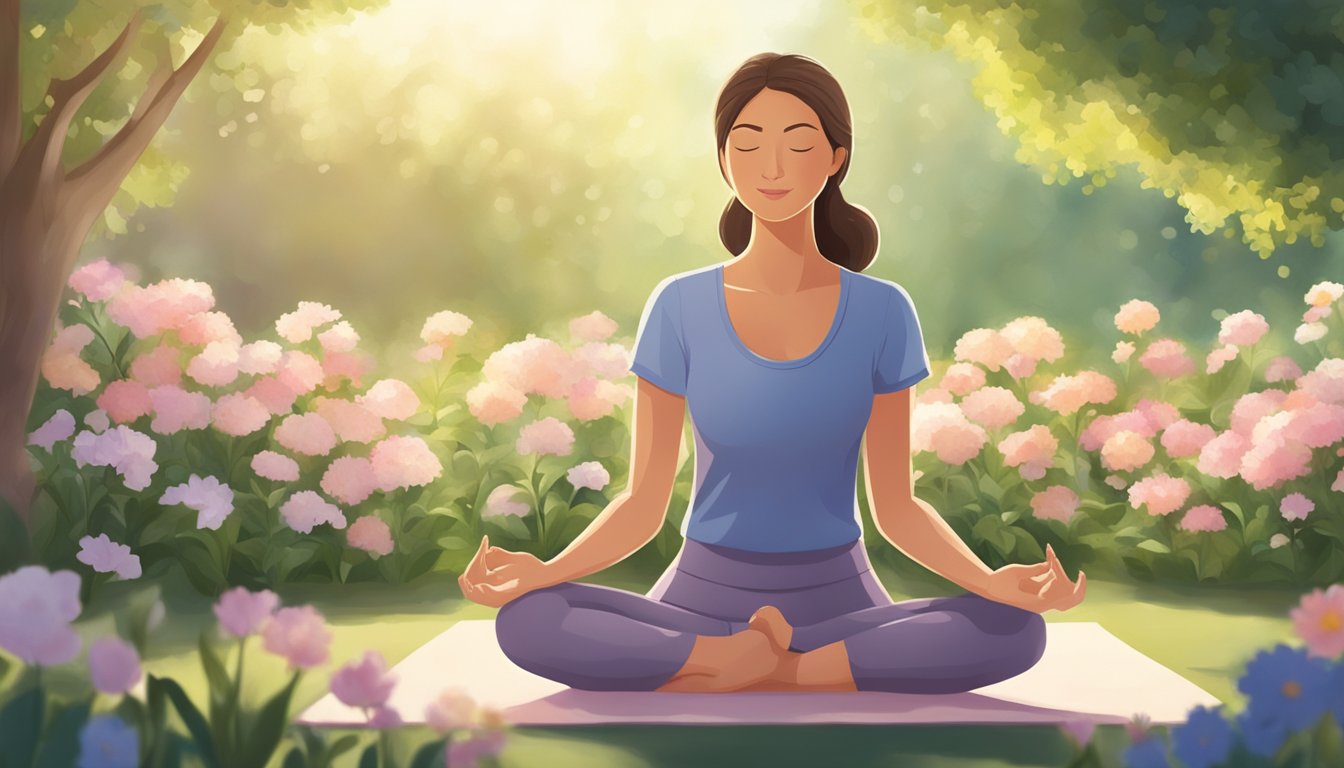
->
[762, 145, 785, 182]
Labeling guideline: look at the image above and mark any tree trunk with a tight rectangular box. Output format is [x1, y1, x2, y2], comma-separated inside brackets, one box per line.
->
[0, 4, 228, 529]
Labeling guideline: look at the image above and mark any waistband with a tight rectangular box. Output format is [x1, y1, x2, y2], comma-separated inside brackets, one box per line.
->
[672, 537, 870, 590]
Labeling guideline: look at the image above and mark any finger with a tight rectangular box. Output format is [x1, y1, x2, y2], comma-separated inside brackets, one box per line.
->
[1035, 572, 1058, 599]
[1027, 569, 1054, 585]
[1047, 544, 1067, 580]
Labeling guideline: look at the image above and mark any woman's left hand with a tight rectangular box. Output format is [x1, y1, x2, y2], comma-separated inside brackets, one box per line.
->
[977, 542, 1086, 614]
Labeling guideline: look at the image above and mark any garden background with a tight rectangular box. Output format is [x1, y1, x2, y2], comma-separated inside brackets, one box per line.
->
[2, 0, 1344, 767]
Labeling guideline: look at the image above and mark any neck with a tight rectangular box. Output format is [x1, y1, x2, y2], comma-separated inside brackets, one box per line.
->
[730, 203, 834, 294]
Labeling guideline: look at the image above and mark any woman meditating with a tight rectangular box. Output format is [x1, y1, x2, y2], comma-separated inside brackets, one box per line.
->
[461, 52, 1086, 694]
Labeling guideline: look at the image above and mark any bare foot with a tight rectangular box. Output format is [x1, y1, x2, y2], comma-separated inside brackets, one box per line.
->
[655, 605, 795, 693]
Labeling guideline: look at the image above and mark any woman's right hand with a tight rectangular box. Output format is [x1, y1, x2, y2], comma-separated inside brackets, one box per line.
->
[458, 534, 553, 608]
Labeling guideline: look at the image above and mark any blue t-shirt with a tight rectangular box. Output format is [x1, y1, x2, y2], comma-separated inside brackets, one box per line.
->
[627, 262, 931, 553]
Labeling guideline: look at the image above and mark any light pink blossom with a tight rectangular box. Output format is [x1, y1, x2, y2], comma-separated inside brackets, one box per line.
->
[331, 650, 397, 708]
[483, 334, 583, 398]
[999, 316, 1064, 362]
[106, 278, 215, 339]
[1178, 504, 1226, 532]
[261, 604, 332, 670]
[1100, 431, 1154, 472]
[88, 635, 142, 694]
[148, 385, 213, 434]
[28, 409, 76, 451]
[129, 344, 184, 387]
[1137, 338, 1196, 378]
[213, 586, 280, 638]
[1290, 585, 1344, 659]
[0, 566, 83, 666]
[370, 435, 443, 491]
[280, 490, 347, 534]
[466, 380, 528, 426]
[275, 301, 341, 344]
[567, 461, 610, 491]
[211, 393, 271, 437]
[275, 412, 338, 456]
[483, 486, 530, 519]
[161, 474, 235, 530]
[76, 533, 142, 579]
[1029, 485, 1079, 524]
[1280, 492, 1314, 522]
[357, 379, 421, 421]
[568, 310, 616, 342]
[952, 328, 1013, 372]
[251, 450, 300, 482]
[71, 425, 158, 491]
[1114, 300, 1159, 335]
[68, 258, 129, 302]
[1264, 356, 1303, 383]
[347, 516, 394, 557]
[1218, 310, 1268, 347]
[516, 417, 575, 456]
[322, 456, 380, 505]
[1127, 473, 1191, 516]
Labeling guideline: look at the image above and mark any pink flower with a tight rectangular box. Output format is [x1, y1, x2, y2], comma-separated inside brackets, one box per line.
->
[42, 325, 100, 395]
[357, 379, 421, 421]
[959, 386, 1024, 431]
[1029, 485, 1079, 524]
[1280, 492, 1314, 522]
[261, 605, 332, 669]
[1206, 344, 1238, 374]
[1218, 310, 1268, 347]
[211, 393, 271, 437]
[84, 408, 110, 433]
[1137, 338, 1196, 378]
[68, 258, 129, 302]
[1296, 322, 1328, 344]
[1297, 358, 1344, 404]
[1290, 585, 1344, 659]
[568, 310, 614, 342]
[280, 491, 347, 534]
[0, 566, 83, 666]
[1263, 356, 1303, 383]
[571, 341, 634, 381]
[483, 486, 530, 519]
[347, 515, 394, 557]
[369, 704, 402, 728]
[1080, 410, 1157, 452]
[1229, 390, 1287, 436]
[953, 328, 1013, 372]
[186, 342, 241, 387]
[1033, 372, 1116, 416]
[130, 344, 184, 388]
[277, 350, 326, 396]
[76, 533, 142, 579]
[1112, 341, 1135, 363]
[516, 417, 576, 457]
[214, 586, 280, 638]
[322, 456, 380, 505]
[1196, 431, 1252, 478]
[1239, 433, 1312, 491]
[161, 474, 235, 530]
[370, 435, 443, 491]
[1304, 305, 1331, 323]
[567, 461, 610, 492]
[251, 450, 300, 482]
[1160, 419, 1216, 459]
[147, 385, 212, 434]
[276, 301, 341, 344]
[1305, 281, 1344, 307]
[938, 362, 986, 396]
[1000, 316, 1065, 362]
[912, 402, 988, 465]
[245, 375, 299, 415]
[997, 425, 1057, 480]
[1178, 504, 1226, 532]
[1100, 431, 1155, 473]
[28, 409, 76, 451]
[1114, 300, 1159, 335]
[565, 376, 622, 422]
[88, 635, 142, 694]
[275, 413, 339, 457]
[330, 650, 397, 709]
[1127, 473, 1191, 516]
[106, 278, 214, 339]
[311, 397, 386, 443]
[238, 340, 283, 375]
[96, 379, 154, 424]
[317, 321, 360, 354]
[1058, 718, 1096, 749]
[483, 334, 583, 398]
[177, 311, 242, 347]
[447, 729, 507, 768]
[466, 380, 528, 426]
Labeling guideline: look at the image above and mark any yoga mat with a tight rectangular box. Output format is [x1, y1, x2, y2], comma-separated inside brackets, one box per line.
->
[295, 621, 1223, 728]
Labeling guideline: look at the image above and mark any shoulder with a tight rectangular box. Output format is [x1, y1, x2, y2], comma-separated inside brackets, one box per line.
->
[846, 270, 914, 310]
[648, 266, 717, 303]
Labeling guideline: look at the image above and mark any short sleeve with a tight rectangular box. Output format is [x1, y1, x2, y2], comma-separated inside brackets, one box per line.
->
[873, 282, 931, 393]
[628, 276, 689, 395]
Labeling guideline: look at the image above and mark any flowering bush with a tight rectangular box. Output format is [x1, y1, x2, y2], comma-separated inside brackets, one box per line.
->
[0, 569, 510, 767]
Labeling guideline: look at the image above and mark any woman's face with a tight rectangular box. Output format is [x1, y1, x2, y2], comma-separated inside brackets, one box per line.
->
[719, 87, 847, 223]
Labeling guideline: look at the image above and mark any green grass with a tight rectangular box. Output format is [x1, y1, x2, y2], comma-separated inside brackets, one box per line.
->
[25, 554, 1305, 768]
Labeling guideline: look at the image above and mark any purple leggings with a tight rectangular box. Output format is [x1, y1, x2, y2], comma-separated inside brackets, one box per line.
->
[494, 537, 1046, 693]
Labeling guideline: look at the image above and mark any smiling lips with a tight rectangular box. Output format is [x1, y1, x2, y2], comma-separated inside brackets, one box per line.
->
[758, 188, 791, 199]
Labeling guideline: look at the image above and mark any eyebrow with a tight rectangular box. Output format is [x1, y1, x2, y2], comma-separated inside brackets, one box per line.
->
[730, 122, 820, 133]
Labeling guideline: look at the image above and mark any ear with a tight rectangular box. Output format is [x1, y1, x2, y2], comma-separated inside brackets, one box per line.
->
[830, 146, 847, 176]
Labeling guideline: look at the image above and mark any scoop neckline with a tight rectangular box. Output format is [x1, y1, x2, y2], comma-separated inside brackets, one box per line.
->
[716, 262, 850, 369]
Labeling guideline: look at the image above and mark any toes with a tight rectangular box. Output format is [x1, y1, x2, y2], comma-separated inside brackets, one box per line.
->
[748, 605, 794, 652]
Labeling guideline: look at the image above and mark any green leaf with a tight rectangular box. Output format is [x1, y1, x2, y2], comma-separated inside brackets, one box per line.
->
[328, 734, 360, 761]
[240, 671, 301, 768]
[1137, 539, 1171, 554]
[159, 677, 222, 768]
[410, 740, 446, 768]
[0, 684, 44, 768]
[33, 697, 92, 768]
[359, 743, 379, 768]
[283, 746, 306, 768]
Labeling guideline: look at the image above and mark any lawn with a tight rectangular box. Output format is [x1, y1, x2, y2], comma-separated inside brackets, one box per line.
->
[38, 552, 1302, 768]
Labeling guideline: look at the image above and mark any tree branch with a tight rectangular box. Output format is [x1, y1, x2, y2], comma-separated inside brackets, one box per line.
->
[0, 0, 21, 180]
[64, 13, 229, 214]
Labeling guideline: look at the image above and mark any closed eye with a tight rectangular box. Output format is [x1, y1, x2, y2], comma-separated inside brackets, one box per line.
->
[734, 146, 759, 152]
[790, 147, 812, 152]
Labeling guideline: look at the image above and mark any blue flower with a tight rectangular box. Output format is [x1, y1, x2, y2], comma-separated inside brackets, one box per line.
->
[1123, 735, 1170, 768]
[1236, 644, 1333, 732]
[78, 714, 138, 768]
[1235, 707, 1289, 759]
[1331, 661, 1344, 730]
[1171, 705, 1234, 768]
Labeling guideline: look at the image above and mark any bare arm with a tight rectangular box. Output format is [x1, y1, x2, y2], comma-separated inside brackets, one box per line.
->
[539, 376, 686, 586]
[862, 385, 993, 594]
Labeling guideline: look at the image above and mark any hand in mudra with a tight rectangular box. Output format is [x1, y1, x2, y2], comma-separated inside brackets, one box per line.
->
[458, 535, 552, 608]
[980, 542, 1086, 614]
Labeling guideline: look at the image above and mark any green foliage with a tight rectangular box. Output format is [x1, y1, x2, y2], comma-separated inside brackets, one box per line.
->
[852, 0, 1344, 257]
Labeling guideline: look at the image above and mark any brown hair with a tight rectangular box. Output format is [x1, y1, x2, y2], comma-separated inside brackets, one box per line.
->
[714, 53, 879, 273]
